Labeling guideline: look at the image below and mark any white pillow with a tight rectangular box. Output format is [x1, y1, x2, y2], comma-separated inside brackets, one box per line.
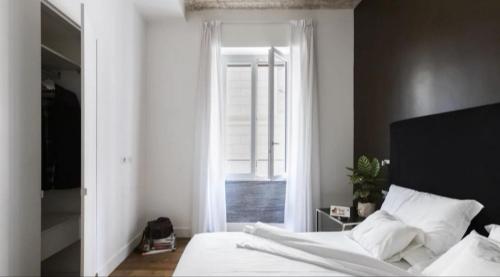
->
[348, 210, 425, 261]
[423, 231, 500, 276]
[486, 224, 500, 242]
[402, 246, 435, 267]
[381, 185, 483, 255]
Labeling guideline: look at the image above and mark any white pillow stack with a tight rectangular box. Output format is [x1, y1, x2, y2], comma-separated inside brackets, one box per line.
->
[348, 210, 425, 261]
[381, 185, 484, 256]
[348, 185, 484, 269]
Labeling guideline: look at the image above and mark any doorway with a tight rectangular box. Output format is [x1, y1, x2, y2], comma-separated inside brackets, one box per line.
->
[40, 1, 97, 275]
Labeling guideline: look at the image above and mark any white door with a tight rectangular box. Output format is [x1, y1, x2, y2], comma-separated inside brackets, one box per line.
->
[81, 2, 98, 276]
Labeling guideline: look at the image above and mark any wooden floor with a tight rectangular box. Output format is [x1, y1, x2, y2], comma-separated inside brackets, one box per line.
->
[110, 238, 189, 277]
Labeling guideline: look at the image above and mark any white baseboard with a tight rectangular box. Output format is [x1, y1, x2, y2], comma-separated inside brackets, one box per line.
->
[97, 232, 142, 276]
[174, 227, 191, 238]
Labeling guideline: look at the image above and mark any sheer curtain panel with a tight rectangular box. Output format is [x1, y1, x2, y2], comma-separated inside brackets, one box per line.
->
[285, 19, 321, 232]
[192, 21, 227, 234]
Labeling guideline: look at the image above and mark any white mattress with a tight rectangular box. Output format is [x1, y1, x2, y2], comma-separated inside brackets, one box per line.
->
[174, 231, 410, 276]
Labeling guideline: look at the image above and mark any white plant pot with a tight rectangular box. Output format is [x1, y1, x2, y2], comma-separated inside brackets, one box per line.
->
[357, 202, 376, 218]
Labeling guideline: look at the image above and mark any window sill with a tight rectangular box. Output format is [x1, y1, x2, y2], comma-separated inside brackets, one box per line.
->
[225, 177, 287, 183]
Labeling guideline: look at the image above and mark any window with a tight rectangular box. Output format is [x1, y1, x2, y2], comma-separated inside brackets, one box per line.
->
[224, 48, 288, 181]
[224, 48, 288, 226]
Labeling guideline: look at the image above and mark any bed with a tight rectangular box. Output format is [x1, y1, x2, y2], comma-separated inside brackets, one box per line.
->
[174, 103, 500, 276]
[175, 231, 410, 276]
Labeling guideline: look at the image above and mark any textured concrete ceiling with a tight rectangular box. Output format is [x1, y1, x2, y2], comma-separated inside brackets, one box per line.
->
[185, 0, 360, 11]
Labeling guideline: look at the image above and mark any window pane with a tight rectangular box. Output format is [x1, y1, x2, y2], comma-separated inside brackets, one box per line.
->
[256, 65, 269, 177]
[273, 61, 287, 176]
[225, 65, 252, 175]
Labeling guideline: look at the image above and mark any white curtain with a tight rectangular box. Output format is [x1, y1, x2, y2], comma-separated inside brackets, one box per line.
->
[192, 21, 227, 234]
[285, 19, 321, 232]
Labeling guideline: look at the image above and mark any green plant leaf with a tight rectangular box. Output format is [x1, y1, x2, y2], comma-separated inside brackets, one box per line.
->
[359, 190, 370, 198]
[371, 158, 380, 177]
[357, 156, 372, 176]
[350, 155, 388, 203]
[350, 175, 364, 185]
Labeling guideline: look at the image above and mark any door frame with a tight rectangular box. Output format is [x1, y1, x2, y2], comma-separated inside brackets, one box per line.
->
[81, 2, 98, 276]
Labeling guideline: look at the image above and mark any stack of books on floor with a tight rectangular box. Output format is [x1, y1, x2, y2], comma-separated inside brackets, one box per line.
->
[142, 234, 176, 255]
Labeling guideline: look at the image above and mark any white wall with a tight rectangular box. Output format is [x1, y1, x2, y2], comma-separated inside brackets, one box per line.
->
[144, 9, 354, 237]
[0, 0, 9, 274]
[0, 0, 42, 275]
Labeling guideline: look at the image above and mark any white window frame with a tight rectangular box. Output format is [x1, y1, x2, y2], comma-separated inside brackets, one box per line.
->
[268, 47, 288, 180]
[224, 49, 288, 181]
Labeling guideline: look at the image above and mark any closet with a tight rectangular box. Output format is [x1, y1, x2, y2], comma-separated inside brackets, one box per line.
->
[40, 2, 82, 276]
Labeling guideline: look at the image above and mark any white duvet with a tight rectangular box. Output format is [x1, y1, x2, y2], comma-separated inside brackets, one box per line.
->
[174, 223, 412, 276]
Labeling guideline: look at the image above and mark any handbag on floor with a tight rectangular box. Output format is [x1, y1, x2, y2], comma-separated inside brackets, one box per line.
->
[136, 217, 176, 255]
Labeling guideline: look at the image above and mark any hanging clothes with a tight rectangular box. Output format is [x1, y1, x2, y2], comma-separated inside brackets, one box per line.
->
[42, 85, 56, 190]
[42, 84, 81, 190]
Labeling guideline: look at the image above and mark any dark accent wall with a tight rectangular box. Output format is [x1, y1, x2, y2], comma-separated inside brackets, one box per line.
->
[354, 0, 500, 159]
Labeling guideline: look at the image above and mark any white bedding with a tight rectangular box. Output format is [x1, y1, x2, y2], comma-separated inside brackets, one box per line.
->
[173, 231, 410, 276]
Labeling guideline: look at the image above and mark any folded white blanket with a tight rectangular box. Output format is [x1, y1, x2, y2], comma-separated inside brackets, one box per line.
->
[238, 222, 415, 276]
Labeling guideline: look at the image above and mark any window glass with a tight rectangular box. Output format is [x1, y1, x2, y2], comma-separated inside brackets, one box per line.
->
[256, 65, 269, 177]
[225, 65, 252, 175]
[224, 50, 288, 179]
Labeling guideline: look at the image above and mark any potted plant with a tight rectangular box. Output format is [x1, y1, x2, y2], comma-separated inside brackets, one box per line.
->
[347, 156, 386, 217]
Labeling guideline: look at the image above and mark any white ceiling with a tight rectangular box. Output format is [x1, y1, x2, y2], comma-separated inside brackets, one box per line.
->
[133, 0, 185, 21]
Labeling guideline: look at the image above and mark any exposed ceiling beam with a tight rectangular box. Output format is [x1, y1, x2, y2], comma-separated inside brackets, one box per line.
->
[185, 0, 357, 11]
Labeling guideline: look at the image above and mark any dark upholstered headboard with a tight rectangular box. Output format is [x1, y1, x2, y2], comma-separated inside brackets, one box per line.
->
[390, 103, 500, 235]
